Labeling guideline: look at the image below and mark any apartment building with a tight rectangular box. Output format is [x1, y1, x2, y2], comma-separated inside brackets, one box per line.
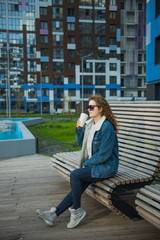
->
[0, 0, 146, 114]
[120, 0, 146, 99]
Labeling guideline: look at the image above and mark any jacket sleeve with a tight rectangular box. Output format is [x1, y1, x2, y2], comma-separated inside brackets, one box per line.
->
[83, 124, 116, 167]
[75, 127, 84, 147]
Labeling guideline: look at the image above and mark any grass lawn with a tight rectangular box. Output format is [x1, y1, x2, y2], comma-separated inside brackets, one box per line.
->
[28, 119, 81, 152]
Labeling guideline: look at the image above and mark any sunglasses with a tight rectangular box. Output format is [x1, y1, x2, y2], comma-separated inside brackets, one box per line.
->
[87, 105, 98, 111]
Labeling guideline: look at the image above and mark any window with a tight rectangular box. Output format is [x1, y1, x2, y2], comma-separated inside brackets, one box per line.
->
[27, 61, 36, 72]
[52, 21, 63, 32]
[40, 7, 48, 16]
[68, 0, 75, 3]
[79, 0, 92, 6]
[98, 50, 105, 60]
[40, 21, 48, 29]
[138, 3, 142, 10]
[53, 62, 64, 72]
[26, 19, 35, 31]
[110, 63, 117, 71]
[27, 47, 36, 58]
[42, 89, 49, 97]
[81, 76, 93, 85]
[9, 18, 23, 30]
[110, 76, 117, 84]
[95, 10, 105, 20]
[67, 23, 75, 31]
[26, 5, 35, 17]
[156, 0, 160, 18]
[121, 2, 124, 9]
[42, 75, 49, 83]
[79, 9, 93, 20]
[109, 24, 116, 32]
[95, 36, 106, 47]
[95, 0, 106, 7]
[8, 4, 22, 17]
[138, 90, 142, 97]
[95, 76, 105, 85]
[53, 35, 63, 46]
[68, 75, 75, 84]
[138, 54, 142, 62]
[0, 46, 7, 58]
[52, 7, 63, 18]
[0, 3, 6, 17]
[53, 48, 64, 59]
[121, 53, 124, 61]
[40, 35, 48, 43]
[41, 48, 49, 56]
[54, 88, 64, 98]
[110, 11, 117, 19]
[68, 50, 76, 58]
[53, 75, 64, 85]
[95, 63, 105, 73]
[41, 62, 49, 71]
[27, 33, 36, 45]
[138, 66, 142, 74]
[80, 88, 93, 98]
[110, 89, 117, 96]
[121, 66, 124, 74]
[67, 8, 75, 16]
[0, 17, 6, 29]
[109, 37, 116, 45]
[79, 36, 93, 47]
[138, 78, 142, 87]
[68, 89, 76, 96]
[68, 62, 75, 71]
[68, 36, 75, 44]
[9, 33, 23, 44]
[95, 88, 106, 97]
[95, 23, 105, 34]
[52, 0, 63, 4]
[28, 88, 37, 98]
[110, 50, 116, 58]
[155, 35, 160, 65]
[121, 78, 124, 87]
[110, 0, 117, 5]
[83, 62, 93, 72]
[79, 22, 93, 33]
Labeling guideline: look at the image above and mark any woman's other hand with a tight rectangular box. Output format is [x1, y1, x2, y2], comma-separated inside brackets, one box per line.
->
[76, 118, 82, 129]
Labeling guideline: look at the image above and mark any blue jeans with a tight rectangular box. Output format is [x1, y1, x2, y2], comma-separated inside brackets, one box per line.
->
[55, 167, 105, 216]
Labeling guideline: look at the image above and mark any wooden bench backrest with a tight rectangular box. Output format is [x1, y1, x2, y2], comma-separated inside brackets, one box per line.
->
[110, 101, 160, 178]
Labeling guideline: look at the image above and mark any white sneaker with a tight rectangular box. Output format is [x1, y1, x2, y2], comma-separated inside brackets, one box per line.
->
[67, 207, 86, 229]
[36, 207, 57, 227]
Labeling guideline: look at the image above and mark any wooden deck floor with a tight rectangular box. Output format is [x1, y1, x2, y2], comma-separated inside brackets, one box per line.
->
[0, 154, 159, 240]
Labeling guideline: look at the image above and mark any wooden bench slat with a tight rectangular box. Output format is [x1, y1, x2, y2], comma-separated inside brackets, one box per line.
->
[118, 124, 160, 136]
[119, 146, 160, 162]
[119, 154, 159, 168]
[136, 206, 160, 229]
[115, 114, 160, 122]
[139, 189, 160, 203]
[112, 107, 160, 112]
[136, 193, 160, 210]
[119, 141, 160, 157]
[118, 121, 160, 128]
[118, 131, 160, 147]
[135, 199, 160, 218]
[144, 185, 160, 196]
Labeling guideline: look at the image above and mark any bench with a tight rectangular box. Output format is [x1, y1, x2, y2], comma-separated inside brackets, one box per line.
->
[51, 101, 160, 218]
[135, 184, 160, 229]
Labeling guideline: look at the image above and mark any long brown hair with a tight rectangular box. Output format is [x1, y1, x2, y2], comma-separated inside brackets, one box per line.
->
[89, 95, 118, 133]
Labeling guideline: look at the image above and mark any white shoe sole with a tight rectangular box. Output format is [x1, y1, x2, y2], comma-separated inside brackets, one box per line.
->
[67, 211, 86, 229]
[36, 209, 54, 227]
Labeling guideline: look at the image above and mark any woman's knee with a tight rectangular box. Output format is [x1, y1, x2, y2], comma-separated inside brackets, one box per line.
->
[70, 169, 81, 181]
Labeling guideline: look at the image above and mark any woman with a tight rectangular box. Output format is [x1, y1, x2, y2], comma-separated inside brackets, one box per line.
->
[36, 95, 119, 229]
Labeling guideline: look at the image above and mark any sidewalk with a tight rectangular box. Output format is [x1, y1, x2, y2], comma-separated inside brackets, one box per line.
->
[0, 154, 159, 240]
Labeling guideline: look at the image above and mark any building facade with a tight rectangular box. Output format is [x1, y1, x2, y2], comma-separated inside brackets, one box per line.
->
[146, 0, 160, 100]
[0, 0, 146, 114]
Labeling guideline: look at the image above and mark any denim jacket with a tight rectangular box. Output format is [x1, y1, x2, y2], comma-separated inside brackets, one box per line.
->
[76, 116, 119, 178]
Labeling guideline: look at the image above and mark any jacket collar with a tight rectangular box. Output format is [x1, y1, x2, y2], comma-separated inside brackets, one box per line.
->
[86, 116, 106, 131]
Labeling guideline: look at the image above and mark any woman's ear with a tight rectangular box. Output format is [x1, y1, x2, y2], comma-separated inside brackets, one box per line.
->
[99, 107, 103, 113]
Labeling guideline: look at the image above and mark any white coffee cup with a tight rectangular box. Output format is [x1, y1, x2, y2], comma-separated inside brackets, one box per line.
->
[79, 113, 88, 127]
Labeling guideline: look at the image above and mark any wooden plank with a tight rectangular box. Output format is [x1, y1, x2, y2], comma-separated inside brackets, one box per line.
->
[136, 193, 160, 210]
[135, 199, 160, 218]
[118, 125, 160, 137]
[136, 206, 160, 230]
[139, 189, 160, 203]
